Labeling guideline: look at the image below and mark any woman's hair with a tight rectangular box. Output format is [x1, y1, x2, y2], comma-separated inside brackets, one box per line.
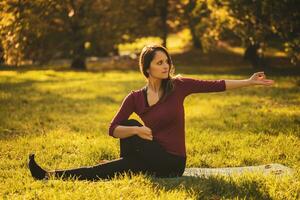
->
[139, 44, 175, 101]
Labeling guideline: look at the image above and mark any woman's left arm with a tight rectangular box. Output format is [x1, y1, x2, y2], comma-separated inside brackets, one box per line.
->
[225, 71, 274, 90]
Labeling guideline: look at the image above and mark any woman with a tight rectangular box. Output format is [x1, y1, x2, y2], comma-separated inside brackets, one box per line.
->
[28, 44, 274, 181]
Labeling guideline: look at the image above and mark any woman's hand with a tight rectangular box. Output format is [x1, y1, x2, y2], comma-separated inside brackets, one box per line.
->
[135, 126, 153, 141]
[248, 71, 274, 86]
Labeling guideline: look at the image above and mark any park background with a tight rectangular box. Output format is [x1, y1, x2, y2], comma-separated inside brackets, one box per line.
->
[0, 0, 299, 199]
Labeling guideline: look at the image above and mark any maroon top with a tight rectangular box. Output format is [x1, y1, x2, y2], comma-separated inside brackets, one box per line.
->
[109, 77, 226, 157]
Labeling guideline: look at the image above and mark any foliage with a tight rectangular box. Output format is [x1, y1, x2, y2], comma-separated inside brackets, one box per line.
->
[227, 0, 300, 66]
[0, 0, 163, 68]
[182, 0, 299, 66]
[0, 0, 299, 68]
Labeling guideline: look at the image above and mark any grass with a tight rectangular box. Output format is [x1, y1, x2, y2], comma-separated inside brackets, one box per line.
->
[118, 29, 192, 55]
[0, 61, 299, 199]
[0, 29, 299, 199]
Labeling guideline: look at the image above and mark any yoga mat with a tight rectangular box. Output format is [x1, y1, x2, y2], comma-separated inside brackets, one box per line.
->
[182, 163, 294, 178]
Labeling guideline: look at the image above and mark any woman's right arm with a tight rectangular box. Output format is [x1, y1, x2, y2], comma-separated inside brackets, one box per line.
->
[109, 92, 153, 140]
[113, 125, 153, 140]
[112, 125, 139, 138]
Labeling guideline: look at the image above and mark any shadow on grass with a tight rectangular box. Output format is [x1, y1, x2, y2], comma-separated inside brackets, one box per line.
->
[1, 49, 299, 77]
[172, 49, 300, 77]
[0, 63, 139, 74]
[148, 175, 272, 200]
[176, 65, 300, 77]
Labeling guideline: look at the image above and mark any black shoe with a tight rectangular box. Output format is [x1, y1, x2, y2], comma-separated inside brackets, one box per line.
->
[28, 153, 47, 180]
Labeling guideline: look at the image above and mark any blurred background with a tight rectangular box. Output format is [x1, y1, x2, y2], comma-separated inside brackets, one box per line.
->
[0, 0, 299, 70]
[0, 2, 300, 198]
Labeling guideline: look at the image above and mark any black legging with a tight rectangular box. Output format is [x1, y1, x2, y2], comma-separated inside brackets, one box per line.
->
[53, 119, 186, 181]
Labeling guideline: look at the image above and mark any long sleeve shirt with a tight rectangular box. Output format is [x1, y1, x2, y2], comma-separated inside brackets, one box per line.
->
[109, 77, 226, 157]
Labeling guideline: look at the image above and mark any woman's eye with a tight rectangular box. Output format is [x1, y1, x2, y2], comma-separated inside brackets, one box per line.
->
[157, 61, 162, 65]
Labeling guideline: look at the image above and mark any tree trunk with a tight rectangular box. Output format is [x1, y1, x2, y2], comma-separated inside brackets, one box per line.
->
[0, 40, 4, 64]
[161, 0, 168, 47]
[244, 43, 262, 69]
[69, 0, 86, 70]
[71, 42, 86, 70]
[189, 21, 202, 50]
[186, 0, 203, 51]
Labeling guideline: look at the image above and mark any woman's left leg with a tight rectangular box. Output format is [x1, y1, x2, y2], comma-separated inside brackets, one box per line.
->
[29, 153, 150, 181]
[52, 155, 149, 180]
[28, 119, 185, 181]
[28, 119, 150, 181]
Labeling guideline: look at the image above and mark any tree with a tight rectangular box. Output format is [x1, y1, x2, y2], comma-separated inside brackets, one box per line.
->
[227, 0, 300, 67]
[0, 0, 164, 69]
[184, 0, 207, 50]
[182, 0, 234, 52]
[149, 0, 186, 48]
[0, 0, 29, 66]
[266, 0, 300, 65]
[154, 0, 169, 47]
[227, 0, 272, 68]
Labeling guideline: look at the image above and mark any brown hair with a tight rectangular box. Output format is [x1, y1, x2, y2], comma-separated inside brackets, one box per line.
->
[139, 44, 175, 101]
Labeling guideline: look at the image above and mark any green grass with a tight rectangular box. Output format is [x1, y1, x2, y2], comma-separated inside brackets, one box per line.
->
[0, 64, 299, 199]
[118, 29, 192, 55]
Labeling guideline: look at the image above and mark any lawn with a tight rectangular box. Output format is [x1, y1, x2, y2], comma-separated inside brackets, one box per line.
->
[0, 59, 299, 199]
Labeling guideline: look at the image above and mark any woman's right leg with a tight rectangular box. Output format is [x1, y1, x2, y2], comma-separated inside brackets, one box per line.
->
[119, 119, 144, 158]
[119, 119, 186, 178]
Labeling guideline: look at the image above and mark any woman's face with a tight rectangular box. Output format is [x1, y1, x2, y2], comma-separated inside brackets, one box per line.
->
[148, 50, 170, 80]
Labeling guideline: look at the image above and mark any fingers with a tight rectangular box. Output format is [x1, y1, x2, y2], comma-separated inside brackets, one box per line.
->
[258, 79, 274, 86]
[137, 133, 153, 140]
[255, 71, 265, 75]
[145, 126, 152, 135]
[250, 72, 265, 81]
[144, 134, 153, 141]
[263, 79, 273, 82]
[263, 79, 274, 85]
[147, 132, 153, 140]
[252, 72, 275, 86]
[255, 71, 265, 78]
[142, 126, 153, 140]
[254, 72, 270, 82]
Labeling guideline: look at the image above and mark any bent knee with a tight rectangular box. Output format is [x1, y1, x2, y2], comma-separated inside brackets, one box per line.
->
[119, 119, 142, 127]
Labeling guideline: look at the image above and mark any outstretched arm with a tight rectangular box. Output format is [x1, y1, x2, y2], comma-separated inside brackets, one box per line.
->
[225, 71, 274, 90]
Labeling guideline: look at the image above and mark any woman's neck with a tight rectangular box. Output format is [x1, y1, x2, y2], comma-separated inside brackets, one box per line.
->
[147, 77, 162, 93]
